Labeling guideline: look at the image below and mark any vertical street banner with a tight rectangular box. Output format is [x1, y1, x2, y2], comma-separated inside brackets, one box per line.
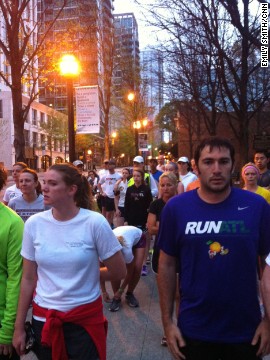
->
[138, 133, 148, 151]
[75, 86, 100, 134]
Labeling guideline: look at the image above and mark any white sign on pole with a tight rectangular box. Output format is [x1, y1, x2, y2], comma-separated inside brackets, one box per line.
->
[75, 86, 100, 134]
[138, 133, 148, 151]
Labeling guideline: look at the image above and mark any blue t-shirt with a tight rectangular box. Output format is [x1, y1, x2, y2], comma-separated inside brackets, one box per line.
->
[151, 170, 163, 183]
[158, 187, 270, 343]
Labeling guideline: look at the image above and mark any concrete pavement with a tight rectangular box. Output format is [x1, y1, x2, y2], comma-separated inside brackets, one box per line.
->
[21, 269, 173, 360]
[20, 270, 270, 360]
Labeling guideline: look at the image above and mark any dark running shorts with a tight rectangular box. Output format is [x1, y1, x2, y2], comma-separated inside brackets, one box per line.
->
[118, 206, 125, 217]
[105, 197, 115, 212]
[134, 233, 146, 249]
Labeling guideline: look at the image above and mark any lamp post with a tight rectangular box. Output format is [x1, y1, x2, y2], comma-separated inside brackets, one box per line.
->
[111, 131, 117, 158]
[59, 55, 80, 163]
[87, 149, 92, 170]
[127, 92, 139, 155]
[174, 111, 181, 159]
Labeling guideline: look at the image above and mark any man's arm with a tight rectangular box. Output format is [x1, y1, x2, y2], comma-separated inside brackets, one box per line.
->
[261, 262, 270, 319]
[253, 260, 270, 357]
[157, 250, 186, 359]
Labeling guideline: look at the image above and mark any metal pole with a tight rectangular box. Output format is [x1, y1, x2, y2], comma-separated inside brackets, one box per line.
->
[67, 78, 75, 163]
[134, 100, 138, 155]
[135, 127, 139, 154]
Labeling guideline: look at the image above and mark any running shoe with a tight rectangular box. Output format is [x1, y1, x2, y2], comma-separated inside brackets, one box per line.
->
[109, 298, 121, 312]
[141, 264, 148, 276]
[125, 292, 139, 307]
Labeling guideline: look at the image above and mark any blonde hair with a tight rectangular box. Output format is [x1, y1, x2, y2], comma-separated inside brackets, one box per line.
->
[159, 171, 178, 187]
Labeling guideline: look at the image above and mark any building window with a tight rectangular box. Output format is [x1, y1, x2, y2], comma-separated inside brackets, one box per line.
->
[32, 132, 38, 147]
[24, 130, 30, 146]
[40, 112, 45, 124]
[32, 109, 37, 125]
[41, 134, 46, 149]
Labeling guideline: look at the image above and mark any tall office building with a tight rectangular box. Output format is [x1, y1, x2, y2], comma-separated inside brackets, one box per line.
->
[37, 0, 114, 111]
[113, 13, 140, 99]
[0, 1, 67, 170]
[140, 49, 164, 119]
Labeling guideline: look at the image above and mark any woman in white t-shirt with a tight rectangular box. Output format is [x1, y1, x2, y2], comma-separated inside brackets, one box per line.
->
[13, 164, 126, 360]
[2, 162, 27, 205]
[8, 168, 47, 222]
[108, 226, 146, 312]
[113, 168, 130, 227]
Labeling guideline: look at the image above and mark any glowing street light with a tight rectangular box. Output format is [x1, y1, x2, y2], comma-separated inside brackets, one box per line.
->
[127, 92, 135, 102]
[59, 54, 80, 163]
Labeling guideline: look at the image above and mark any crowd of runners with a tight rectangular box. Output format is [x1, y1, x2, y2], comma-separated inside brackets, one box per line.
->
[1, 137, 270, 360]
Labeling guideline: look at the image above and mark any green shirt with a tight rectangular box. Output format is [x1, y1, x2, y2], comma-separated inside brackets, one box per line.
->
[0, 203, 24, 344]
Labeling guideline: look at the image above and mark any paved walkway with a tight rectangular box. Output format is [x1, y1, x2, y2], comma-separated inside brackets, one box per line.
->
[21, 270, 173, 360]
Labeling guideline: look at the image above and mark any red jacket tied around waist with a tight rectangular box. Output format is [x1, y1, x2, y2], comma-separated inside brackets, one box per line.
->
[33, 296, 108, 360]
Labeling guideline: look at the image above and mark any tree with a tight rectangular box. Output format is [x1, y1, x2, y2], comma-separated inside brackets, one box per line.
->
[0, 0, 68, 162]
[39, 109, 68, 159]
[136, 0, 270, 164]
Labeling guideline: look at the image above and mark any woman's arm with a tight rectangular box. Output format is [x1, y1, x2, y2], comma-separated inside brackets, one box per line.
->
[100, 251, 126, 283]
[114, 194, 121, 217]
[178, 181, 184, 194]
[124, 189, 131, 224]
[114, 179, 121, 216]
[147, 212, 159, 236]
[13, 259, 37, 356]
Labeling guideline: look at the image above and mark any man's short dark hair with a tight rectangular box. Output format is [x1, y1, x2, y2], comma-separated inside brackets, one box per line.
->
[149, 158, 158, 164]
[194, 137, 235, 166]
[254, 150, 269, 158]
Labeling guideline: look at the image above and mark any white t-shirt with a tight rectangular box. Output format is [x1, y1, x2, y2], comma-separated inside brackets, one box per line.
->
[116, 179, 128, 207]
[21, 208, 122, 312]
[180, 172, 198, 191]
[98, 169, 108, 192]
[99, 172, 121, 198]
[3, 184, 22, 203]
[113, 226, 142, 264]
[8, 194, 47, 222]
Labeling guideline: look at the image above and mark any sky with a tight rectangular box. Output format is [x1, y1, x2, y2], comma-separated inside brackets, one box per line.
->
[113, 0, 261, 50]
[113, 0, 154, 50]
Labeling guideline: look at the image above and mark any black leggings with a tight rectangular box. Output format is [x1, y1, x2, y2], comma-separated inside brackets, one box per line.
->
[32, 318, 99, 360]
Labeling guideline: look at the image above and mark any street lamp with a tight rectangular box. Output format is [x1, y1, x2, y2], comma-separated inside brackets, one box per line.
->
[59, 54, 80, 163]
[87, 149, 92, 170]
[127, 92, 139, 155]
[111, 131, 117, 158]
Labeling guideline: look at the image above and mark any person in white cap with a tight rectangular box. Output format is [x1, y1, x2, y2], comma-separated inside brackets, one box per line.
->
[177, 156, 197, 191]
[72, 160, 84, 175]
[128, 156, 158, 198]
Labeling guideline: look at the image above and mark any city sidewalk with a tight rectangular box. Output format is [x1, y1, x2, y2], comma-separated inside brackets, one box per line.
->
[21, 270, 173, 360]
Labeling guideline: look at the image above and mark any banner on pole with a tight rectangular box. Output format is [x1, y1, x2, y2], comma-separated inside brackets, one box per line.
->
[138, 133, 148, 151]
[75, 86, 100, 134]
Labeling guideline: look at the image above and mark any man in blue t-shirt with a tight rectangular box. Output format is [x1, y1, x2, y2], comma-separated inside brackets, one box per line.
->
[149, 158, 163, 185]
[157, 137, 270, 360]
